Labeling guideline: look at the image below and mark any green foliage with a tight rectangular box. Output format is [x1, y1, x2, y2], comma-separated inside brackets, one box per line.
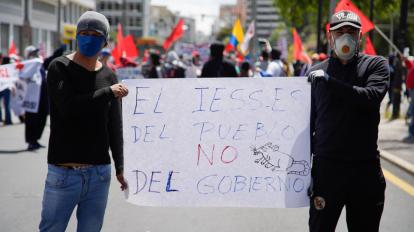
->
[273, 0, 399, 28]
[272, 0, 406, 55]
[216, 27, 233, 42]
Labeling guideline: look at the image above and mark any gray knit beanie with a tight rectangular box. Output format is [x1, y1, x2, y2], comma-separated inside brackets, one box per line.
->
[76, 11, 110, 41]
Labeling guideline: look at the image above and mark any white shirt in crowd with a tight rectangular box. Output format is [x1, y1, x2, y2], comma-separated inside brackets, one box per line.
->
[266, 60, 285, 77]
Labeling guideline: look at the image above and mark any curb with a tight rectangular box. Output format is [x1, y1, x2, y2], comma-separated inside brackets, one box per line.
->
[380, 149, 414, 176]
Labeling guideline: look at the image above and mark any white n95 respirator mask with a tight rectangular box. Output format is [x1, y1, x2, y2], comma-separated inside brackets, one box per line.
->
[333, 33, 358, 61]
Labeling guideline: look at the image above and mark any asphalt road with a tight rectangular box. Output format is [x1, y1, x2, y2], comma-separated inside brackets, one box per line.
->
[0, 122, 413, 232]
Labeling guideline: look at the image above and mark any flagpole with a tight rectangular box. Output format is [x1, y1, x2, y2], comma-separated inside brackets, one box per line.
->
[316, 0, 322, 53]
[251, 0, 257, 61]
[374, 25, 402, 56]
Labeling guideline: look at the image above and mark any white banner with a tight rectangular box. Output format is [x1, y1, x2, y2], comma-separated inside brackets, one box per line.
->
[122, 78, 311, 208]
[0, 59, 43, 113]
[0, 63, 19, 92]
[22, 70, 42, 113]
[115, 67, 143, 80]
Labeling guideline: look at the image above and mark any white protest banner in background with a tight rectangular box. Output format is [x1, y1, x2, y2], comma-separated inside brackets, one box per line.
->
[115, 67, 143, 80]
[22, 70, 42, 113]
[0, 63, 19, 92]
[10, 80, 27, 116]
[122, 78, 311, 208]
[0, 59, 43, 113]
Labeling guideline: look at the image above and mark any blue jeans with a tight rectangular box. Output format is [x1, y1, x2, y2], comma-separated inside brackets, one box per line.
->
[39, 164, 111, 232]
[0, 89, 12, 124]
[409, 89, 414, 137]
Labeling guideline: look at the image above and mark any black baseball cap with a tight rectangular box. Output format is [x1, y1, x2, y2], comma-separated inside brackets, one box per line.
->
[330, 10, 361, 31]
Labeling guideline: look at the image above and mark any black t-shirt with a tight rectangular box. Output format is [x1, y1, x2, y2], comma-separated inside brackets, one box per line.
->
[46, 56, 124, 174]
[308, 54, 390, 161]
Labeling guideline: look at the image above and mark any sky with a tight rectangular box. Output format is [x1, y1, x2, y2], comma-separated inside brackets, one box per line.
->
[151, 0, 236, 35]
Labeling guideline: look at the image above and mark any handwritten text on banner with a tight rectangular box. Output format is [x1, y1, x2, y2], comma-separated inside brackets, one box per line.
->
[122, 78, 311, 208]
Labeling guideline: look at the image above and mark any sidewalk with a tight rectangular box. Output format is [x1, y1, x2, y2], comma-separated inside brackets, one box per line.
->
[378, 117, 414, 175]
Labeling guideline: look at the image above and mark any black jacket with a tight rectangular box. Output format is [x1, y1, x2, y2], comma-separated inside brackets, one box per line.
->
[308, 54, 390, 161]
[201, 58, 238, 78]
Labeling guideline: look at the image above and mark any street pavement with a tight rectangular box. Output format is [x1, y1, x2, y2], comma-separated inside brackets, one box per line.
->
[0, 114, 413, 231]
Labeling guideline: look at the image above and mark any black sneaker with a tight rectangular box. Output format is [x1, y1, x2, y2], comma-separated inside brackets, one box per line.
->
[28, 142, 42, 151]
[35, 141, 45, 148]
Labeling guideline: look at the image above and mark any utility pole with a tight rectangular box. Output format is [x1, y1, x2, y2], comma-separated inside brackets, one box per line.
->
[252, 0, 257, 61]
[328, 0, 338, 53]
[22, 0, 32, 49]
[369, 0, 374, 42]
[399, 0, 408, 51]
[316, 0, 323, 53]
[390, 15, 394, 54]
[122, 0, 127, 35]
[56, 0, 61, 48]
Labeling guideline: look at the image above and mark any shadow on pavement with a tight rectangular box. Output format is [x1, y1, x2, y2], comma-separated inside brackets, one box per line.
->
[0, 149, 29, 154]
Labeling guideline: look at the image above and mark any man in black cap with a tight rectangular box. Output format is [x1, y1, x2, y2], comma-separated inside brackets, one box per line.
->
[307, 10, 389, 232]
[39, 11, 128, 232]
[201, 42, 238, 77]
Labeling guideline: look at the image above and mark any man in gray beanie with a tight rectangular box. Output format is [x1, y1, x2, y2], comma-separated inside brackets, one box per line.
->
[39, 11, 128, 232]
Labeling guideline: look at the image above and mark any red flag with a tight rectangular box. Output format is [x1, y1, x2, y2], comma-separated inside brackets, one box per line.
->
[363, 36, 377, 55]
[335, 0, 375, 35]
[112, 23, 126, 65]
[163, 19, 184, 51]
[225, 43, 234, 53]
[292, 28, 311, 64]
[142, 49, 149, 63]
[8, 41, 17, 56]
[117, 23, 125, 57]
[124, 35, 138, 58]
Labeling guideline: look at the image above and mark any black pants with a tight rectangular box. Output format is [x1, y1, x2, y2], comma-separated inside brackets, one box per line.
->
[309, 157, 386, 232]
[392, 90, 401, 118]
[25, 112, 48, 143]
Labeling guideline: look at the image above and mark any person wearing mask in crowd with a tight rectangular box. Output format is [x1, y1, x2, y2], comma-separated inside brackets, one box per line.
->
[266, 48, 286, 77]
[293, 60, 304, 77]
[201, 42, 238, 78]
[0, 56, 13, 125]
[403, 56, 414, 143]
[184, 51, 202, 78]
[239, 61, 252, 77]
[163, 51, 186, 78]
[390, 53, 404, 119]
[99, 48, 116, 71]
[256, 50, 270, 73]
[23, 45, 49, 150]
[39, 11, 128, 232]
[307, 10, 389, 232]
[142, 51, 162, 79]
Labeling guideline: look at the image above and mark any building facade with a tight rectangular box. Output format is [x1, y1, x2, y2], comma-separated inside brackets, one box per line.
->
[246, 0, 281, 39]
[0, 0, 95, 57]
[181, 16, 196, 44]
[96, 0, 150, 39]
[149, 5, 196, 45]
[213, 0, 247, 37]
[149, 5, 177, 44]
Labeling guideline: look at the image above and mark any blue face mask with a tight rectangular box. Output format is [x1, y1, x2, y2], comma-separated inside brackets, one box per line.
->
[76, 34, 105, 57]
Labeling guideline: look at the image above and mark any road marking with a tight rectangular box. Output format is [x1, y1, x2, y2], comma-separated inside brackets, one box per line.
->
[383, 169, 414, 198]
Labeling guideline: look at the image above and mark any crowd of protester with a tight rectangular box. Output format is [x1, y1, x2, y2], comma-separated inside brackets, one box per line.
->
[0, 40, 413, 144]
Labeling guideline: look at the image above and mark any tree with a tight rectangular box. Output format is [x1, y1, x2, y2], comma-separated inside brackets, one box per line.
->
[215, 27, 232, 42]
[272, 0, 403, 56]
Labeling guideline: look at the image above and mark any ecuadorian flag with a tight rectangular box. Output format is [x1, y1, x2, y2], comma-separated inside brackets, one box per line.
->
[225, 19, 244, 53]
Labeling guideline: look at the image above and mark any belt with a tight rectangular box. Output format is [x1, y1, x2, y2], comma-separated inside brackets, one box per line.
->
[56, 164, 93, 170]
